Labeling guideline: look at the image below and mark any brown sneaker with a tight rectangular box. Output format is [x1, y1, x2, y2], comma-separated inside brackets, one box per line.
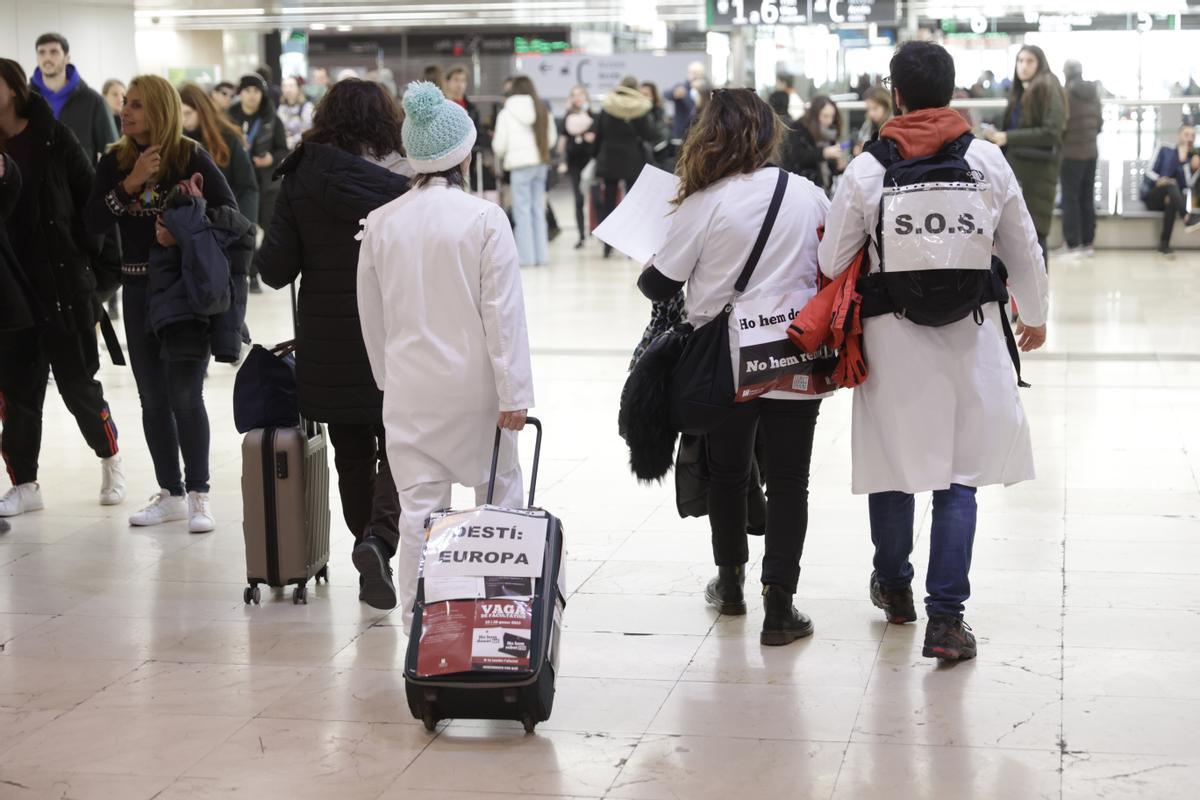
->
[869, 574, 917, 624]
[922, 615, 977, 661]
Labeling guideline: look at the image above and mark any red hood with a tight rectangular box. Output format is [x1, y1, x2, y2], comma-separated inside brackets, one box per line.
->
[879, 108, 971, 159]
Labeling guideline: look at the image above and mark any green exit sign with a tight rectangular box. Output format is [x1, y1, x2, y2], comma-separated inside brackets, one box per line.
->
[514, 37, 571, 54]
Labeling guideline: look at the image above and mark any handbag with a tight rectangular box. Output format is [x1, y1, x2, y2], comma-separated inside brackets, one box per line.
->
[669, 168, 789, 435]
[233, 340, 300, 433]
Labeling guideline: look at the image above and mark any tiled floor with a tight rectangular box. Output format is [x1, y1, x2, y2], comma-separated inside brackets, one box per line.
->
[2, 210, 1199, 798]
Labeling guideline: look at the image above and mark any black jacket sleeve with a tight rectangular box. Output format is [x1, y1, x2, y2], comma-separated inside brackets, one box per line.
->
[62, 128, 121, 294]
[637, 266, 685, 302]
[83, 153, 125, 237]
[255, 187, 301, 289]
[269, 120, 290, 172]
[0, 155, 20, 220]
[93, 92, 118, 161]
[227, 138, 260, 225]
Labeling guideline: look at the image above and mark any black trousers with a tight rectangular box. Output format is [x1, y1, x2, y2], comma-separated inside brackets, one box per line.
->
[0, 324, 119, 485]
[327, 422, 400, 556]
[123, 278, 210, 495]
[1145, 183, 1188, 247]
[706, 398, 822, 593]
[1060, 158, 1097, 248]
[568, 165, 586, 240]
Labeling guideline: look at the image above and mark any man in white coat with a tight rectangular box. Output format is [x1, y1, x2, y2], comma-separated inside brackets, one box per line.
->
[357, 81, 535, 629]
[818, 42, 1049, 661]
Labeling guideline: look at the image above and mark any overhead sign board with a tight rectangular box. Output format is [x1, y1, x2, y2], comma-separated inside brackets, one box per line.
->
[708, 0, 897, 26]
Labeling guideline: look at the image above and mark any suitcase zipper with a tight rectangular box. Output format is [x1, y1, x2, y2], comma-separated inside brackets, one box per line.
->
[262, 428, 281, 587]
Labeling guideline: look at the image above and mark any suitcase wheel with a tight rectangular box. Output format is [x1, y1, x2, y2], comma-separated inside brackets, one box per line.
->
[243, 585, 261, 605]
[522, 714, 537, 734]
[421, 708, 437, 732]
[292, 584, 308, 605]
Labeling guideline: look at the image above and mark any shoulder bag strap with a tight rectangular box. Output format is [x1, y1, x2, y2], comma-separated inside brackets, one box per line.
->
[732, 168, 790, 294]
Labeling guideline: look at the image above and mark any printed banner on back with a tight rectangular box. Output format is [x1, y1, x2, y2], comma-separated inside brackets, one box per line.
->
[421, 506, 549, 580]
[416, 598, 535, 677]
[730, 289, 838, 401]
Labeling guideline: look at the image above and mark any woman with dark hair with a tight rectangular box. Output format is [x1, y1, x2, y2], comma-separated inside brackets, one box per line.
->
[0, 58, 125, 520]
[780, 94, 845, 195]
[84, 74, 241, 533]
[256, 78, 410, 609]
[636, 88, 831, 646]
[558, 85, 594, 249]
[178, 82, 259, 230]
[493, 75, 557, 266]
[357, 82, 533, 629]
[102, 79, 125, 140]
[594, 75, 658, 257]
[985, 45, 1066, 263]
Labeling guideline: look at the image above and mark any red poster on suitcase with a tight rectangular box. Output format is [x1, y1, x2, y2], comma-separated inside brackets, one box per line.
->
[416, 601, 474, 677]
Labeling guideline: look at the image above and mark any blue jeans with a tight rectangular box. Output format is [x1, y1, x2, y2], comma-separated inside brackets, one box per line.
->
[868, 484, 977, 618]
[510, 164, 549, 266]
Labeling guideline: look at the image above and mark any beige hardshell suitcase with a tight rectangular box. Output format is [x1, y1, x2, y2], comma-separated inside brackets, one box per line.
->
[241, 422, 331, 605]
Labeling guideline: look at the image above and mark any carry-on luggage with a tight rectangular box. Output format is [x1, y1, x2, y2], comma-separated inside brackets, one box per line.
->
[404, 417, 566, 734]
[239, 283, 331, 605]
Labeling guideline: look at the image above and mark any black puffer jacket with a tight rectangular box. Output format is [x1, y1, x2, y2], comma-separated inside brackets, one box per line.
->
[6, 95, 120, 335]
[0, 156, 38, 332]
[256, 142, 410, 424]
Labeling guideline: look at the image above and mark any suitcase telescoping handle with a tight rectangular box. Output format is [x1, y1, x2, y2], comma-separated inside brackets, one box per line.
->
[487, 416, 542, 508]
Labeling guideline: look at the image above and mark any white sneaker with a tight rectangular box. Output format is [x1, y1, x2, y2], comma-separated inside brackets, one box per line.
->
[129, 490, 187, 527]
[187, 491, 215, 533]
[100, 455, 127, 506]
[1081, 246, 1096, 258]
[0, 483, 44, 517]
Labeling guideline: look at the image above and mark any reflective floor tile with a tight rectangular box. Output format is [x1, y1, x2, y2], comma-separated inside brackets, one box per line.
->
[647, 681, 863, 742]
[831, 743, 1060, 800]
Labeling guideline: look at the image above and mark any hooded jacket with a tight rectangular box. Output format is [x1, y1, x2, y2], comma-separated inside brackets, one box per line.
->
[1000, 76, 1066, 237]
[5, 94, 120, 335]
[1063, 78, 1103, 161]
[492, 94, 558, 172]
[594, 87, 657, 183]
[30, 65, 118, 163]
[0, 156, 38, 332]
[147, 195, 254, 363]
[256, 142, 410, 424]
[228, 96, 290, 231]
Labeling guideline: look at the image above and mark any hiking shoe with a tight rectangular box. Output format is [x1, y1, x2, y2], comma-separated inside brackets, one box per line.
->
[353, 536, 397, 610]
[870, 574, 917, 624]
[0, 483, 44, 517]
[760, 584, 814, 646]
[922, 615, 977, 661]
[704, 565, 747, 615]
[129, 490, 187, 527]
[100, 455, 127, 506]
[1184, 213, 1200, 234]
[187, 492, 215, 533]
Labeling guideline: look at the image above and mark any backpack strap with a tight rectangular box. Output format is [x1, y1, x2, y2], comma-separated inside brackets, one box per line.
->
[733, 168, 789, 294]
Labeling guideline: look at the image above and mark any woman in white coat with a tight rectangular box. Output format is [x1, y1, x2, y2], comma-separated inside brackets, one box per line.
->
[357, 82, 535, 628]
[492, 75, 557, 266]
[818, 42, 1048, 662]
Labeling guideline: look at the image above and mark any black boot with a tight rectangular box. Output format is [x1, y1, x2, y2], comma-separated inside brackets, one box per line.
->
[248, 274, 263, 294]
[760, 585, 813, 646]
[352, 535, 397, 610]
[704, 565, 746, 615]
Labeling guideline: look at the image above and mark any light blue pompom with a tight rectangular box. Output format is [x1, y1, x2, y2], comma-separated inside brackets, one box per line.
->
[403, 81, 445, 124]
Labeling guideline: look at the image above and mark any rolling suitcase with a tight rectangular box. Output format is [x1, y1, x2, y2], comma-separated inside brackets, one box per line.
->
[404, 417, 566, 734]
[240, 421, 331, 605]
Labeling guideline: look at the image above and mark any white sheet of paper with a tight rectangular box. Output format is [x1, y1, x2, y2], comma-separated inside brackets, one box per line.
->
[592, 164, 679, 264]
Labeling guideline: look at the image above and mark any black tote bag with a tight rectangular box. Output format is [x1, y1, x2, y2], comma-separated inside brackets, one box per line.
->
[669, 169, 789, 435]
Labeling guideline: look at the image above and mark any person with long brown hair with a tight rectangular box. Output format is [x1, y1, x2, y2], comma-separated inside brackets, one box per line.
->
[84, 74, 240, 534]
[984, 44, 1066, 263]
[637, 88, 831, 646]
[492, 74, 557, 266]
[256, 78, 410, 609]
[780, 94, 846, 194]
[178, 82, 258, 229]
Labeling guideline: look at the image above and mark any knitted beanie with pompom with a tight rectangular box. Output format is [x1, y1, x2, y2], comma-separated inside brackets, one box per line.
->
[401, 81, 477, 174]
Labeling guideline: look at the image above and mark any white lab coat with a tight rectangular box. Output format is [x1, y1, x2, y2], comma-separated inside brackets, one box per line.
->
[357, 180, 535, 492]
[817, 138, 1049, 495]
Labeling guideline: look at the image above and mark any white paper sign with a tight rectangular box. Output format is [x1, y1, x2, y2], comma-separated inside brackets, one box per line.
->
[421, 506, 549, 580]
[592, 164, 679, 265]
[880, 181, 994, 273]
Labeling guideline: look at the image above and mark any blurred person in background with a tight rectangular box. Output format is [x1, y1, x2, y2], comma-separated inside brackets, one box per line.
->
[492, 75, 557, 266]
[1056, 60, 1103, 259]
[781, 95, 845, 195]
[1141, 123, 1200, 258]
[307, 66, 331, 103]
[102, 79, 125, 138]
[228, 73, 288, 292]
[178, 83, 258, 233]
[775, 73, 804, 120]
[257, 79, 410, 608]
[210, 81, 236, 112]
[985, 45, 1066, 266]
[29, 33, 117, 164]
[254, 65, 282, 108]
[444, 66, 485, 192]
[559, 85, 595, 249]
[640, 81, 671, 169]
[853, 88, 892, 154]
[593, 75, 657, 257]
[670, 61, 707, 142]
[422, 65, 444, 90]
[84, 74, 242, 533]
[0, 58, 125, 520]
[277, 77, 314, 151]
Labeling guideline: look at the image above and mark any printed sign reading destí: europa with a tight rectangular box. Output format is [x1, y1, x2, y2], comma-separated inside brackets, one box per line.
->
[421, 506, 549, 580]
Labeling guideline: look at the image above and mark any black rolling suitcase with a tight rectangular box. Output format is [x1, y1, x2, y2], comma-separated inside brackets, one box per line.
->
[404, 417, 566, 734]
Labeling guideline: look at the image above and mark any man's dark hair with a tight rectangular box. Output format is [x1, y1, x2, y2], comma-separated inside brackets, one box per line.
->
[889, 41, 956, 111]
[255, 65, 274, 85]
[35, 32, 69, 54]
[214, 81, 236, 93]
[776, 73, 794, 90]
[446, 66, 468, 80]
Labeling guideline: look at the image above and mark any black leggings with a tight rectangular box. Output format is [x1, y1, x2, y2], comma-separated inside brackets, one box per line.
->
[327, 422, 400, 556]
[568, 165, 586, 240]
[1145, 183, 1189, 246]
[706, 398, 822, 592]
